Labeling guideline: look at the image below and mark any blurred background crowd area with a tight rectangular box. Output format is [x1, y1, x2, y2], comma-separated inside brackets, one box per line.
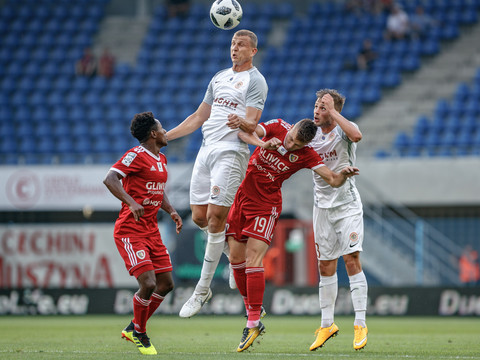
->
[1, 0, 480, 165]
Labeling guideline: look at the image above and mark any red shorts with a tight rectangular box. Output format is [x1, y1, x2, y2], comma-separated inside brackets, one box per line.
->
[226, 190, 281, 246]
[114, 233, 172, 278]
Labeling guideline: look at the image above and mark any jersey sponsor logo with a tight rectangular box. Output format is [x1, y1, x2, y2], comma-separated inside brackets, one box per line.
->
[146, 182, 166, 195]
[146, 182, 165, 190]
[259, 148, 290, 171]
[210, 185, 220, 199]
[252, 158, 275, 181]
[143, 198, 162, 207]
[157, 162, 164, 172]
[122, 152, 137, 167]
[265, 119, 280, 125]
[213, 97, 238, 109]
[277, 145, 287, 155]
[318, 149, 338, 161]
[289, 154, 299, 163]
[150, 165, 156, 171]
[136, 250, 146, 260]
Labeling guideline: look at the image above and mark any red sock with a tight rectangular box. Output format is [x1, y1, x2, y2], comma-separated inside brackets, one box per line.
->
[246, 267, 265, 326]
[232, 261, 247, 312]
[147, 292, 164, 319]
[133, 292, 151, 333]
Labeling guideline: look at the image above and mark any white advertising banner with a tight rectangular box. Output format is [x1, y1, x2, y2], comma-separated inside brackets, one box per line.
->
[0, 224, 139, 288]
[0, 164, 192, 211]
[0, 165, 116, 211]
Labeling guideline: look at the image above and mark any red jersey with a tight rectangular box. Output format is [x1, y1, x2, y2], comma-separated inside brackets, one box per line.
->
[111, 145, 168, 237]
[239, 119, 325, 206]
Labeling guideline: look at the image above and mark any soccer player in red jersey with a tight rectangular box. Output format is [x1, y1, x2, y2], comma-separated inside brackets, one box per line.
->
[103, 112, 183, 355]
[226, 118, 359, 352]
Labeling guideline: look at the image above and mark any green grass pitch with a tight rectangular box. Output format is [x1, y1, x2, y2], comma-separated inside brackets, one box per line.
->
[1, 315, 479, 359]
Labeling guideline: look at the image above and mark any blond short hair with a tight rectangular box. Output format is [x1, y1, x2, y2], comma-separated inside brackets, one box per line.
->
[233, 29, 258, 48]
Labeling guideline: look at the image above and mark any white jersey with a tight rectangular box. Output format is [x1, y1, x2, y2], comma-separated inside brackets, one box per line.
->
[311, 123, 361, 208]
[202, 67, 268, 146]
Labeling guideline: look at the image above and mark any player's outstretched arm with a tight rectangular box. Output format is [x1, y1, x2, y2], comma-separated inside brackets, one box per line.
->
[226, 106, 262, 133]
[166, 102, 211, 141]
[103, 170, 144, 221]
[237, 125, 281, 150]
[161, 193, 183, 234]
[314, 165, 359, 188]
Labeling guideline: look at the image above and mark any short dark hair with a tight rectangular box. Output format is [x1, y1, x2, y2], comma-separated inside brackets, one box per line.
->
[130, 112, 157, 142]
[316, 89, 346, 112]
[295, 119, 317, 143]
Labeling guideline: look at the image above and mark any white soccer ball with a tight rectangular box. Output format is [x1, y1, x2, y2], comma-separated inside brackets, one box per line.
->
[209, 0, 242, 30]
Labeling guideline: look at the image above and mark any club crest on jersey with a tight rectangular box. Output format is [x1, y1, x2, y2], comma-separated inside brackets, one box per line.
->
[157, 162, 164, 172]
[289, 154, 299, 162]
[136, 250, 146, 260]
[210, 185, 220, 199]
[235, 81, 244, 89]
[122, 152, 137, 167]
[350, 232, 358, 242]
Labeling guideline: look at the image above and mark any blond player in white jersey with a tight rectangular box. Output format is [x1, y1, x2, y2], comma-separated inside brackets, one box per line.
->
[166, 29, 268, 318]
[308, 89, 368, 352]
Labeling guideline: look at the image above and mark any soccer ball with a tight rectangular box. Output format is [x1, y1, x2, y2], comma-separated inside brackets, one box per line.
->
[209, 0, 242, 30]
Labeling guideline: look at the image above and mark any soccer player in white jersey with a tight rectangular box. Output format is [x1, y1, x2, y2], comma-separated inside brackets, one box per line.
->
[308, 89, 368, 352]
[166, 29, 268, 318]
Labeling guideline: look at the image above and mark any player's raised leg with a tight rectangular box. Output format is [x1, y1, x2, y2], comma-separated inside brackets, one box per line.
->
[180, 204, 229, 318]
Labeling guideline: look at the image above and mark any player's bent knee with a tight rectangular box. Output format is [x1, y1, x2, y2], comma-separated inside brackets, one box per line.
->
[156, 282, 174, 296]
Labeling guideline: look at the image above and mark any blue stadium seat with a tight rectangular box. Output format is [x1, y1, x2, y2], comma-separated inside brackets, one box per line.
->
[82, 90, 102, 107]
[73, 138, 91, 154]
[0, 136, 16, 154]
[414, 115, 430, 135]
[457, 129, 474, 147]
[71, 122, 89, 137]
[394, 132, 410, 153]
[36, 137, 55, 154]
[52, 121, 70, 139]
[17, 138, 36, 154]
[361, 85, 381, 103]
[434, 99, 450, 118]
[91, 136, 110, 154]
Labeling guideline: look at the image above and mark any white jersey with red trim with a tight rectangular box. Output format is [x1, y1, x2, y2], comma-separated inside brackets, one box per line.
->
[202, 66, 267, 145]
[310, 124, 361, 208]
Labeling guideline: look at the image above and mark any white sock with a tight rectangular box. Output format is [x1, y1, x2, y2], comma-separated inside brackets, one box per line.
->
[195, 230, 226, 295]
[199, 225, 208, 235]
[222, 241, 230, 257]
[319, 273, 338, 328]
[349, 271, 368, 327]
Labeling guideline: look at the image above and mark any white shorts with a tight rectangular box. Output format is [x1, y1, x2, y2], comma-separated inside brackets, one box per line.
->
[190, 142, 249, 207]
[313, 200, 364, 261]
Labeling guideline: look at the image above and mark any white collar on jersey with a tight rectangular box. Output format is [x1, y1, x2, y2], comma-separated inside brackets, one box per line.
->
[139, 145, 161, 161]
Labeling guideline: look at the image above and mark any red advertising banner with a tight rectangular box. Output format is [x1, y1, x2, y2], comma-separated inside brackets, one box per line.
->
[0, 224, 140, 288]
